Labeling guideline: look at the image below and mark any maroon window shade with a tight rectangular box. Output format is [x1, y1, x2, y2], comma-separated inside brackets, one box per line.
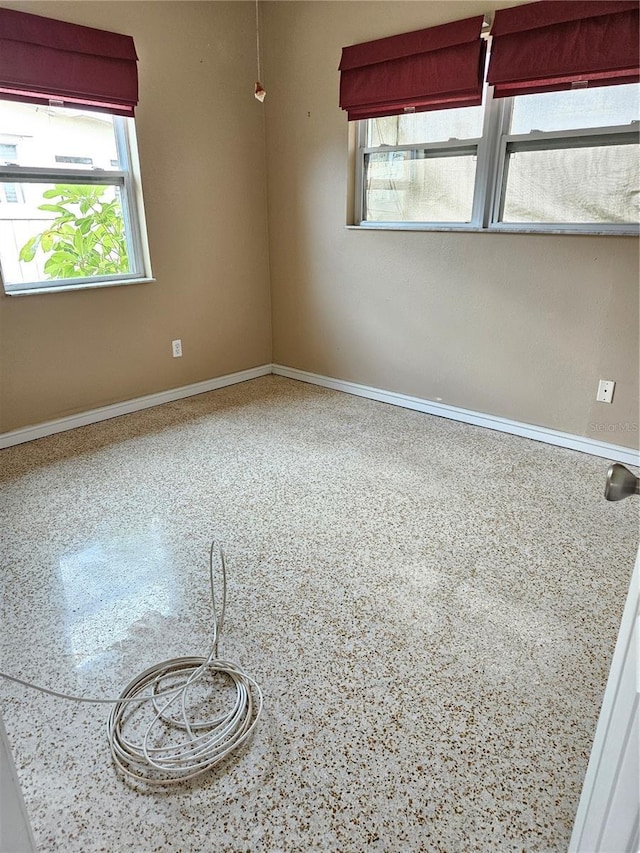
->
[339, 16, 486, 121]
[487, 1, 640, 99]
[0, 7, 138, 116]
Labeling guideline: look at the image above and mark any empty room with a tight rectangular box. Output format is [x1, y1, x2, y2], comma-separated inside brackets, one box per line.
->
[0, 1, 638, 851]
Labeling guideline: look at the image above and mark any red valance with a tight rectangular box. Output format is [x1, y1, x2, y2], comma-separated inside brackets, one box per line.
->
[487, 1, 640, 98]
[0, 7, 138, 116]
[339, 16, 486, 121]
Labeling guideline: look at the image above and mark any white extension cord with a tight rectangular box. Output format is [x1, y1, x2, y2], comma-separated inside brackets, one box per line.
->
[0, 542, 263, 785]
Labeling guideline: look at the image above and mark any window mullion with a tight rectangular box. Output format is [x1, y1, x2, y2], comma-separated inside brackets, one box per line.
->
[487, 96, 513, 228]
[471, 85, 501, 227]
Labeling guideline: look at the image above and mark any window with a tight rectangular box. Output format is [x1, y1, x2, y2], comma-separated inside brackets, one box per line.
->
[0, 6, 149, 294]
[356, 83, 639, 233]
[0, 143, 22, 204]
[345, 0, 640, 235]
[0, 142, 17, 162]
[0, 100, 151, 292]
[55, 155, 94, 165]
[359, 105, 485, 224]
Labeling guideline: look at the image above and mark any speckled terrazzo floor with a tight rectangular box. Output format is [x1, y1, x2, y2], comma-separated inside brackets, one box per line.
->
[1, 375, 638, 853]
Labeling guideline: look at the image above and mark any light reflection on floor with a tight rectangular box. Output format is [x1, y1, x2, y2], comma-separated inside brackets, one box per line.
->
[58, 524, 178, 670]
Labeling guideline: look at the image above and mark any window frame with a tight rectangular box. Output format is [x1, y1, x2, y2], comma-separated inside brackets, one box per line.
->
[354, 85, 640, 236]
[358, 139, 483, 229]
[0, 111, 153, 295]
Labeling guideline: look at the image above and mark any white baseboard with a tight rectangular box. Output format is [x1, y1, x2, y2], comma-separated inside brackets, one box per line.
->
[272, 364, 640, 467]
[2, 362, 638, 466]
[0, 364, 271, 449]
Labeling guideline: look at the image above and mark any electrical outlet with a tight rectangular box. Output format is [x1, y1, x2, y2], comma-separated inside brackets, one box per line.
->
[596, 379, 615, 403]
[172, 339, 182, 358]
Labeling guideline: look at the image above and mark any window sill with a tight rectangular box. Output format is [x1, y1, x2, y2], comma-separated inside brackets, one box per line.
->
[346, 224, 639, 237]
[4, 276, 156, 297]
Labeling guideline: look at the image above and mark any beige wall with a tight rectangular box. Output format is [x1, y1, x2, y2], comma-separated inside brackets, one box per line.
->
[1, 1, 638, 451]
[0, 1, 272, 433]
[263, 1, 640, 450]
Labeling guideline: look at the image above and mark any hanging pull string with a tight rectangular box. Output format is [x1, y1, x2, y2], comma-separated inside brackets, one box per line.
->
[0, 542, 263, 786]
[255, 0, 262, 84]
[254, 0, 266, 102]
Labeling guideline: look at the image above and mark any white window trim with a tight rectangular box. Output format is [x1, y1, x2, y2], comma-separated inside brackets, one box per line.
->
[354, 86, 640, 237]
[0, 115, 153, 295]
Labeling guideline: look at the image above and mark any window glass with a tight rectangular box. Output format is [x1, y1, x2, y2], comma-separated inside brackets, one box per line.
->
[0, 101, 121, 170]
[0, 182, 131, 286]
[0, 142, 18, 163]
[509, 84, 640, 134]
[364, 151, 476, 222]
[501, 144, 639, 224]
[367, 105, 484, 147]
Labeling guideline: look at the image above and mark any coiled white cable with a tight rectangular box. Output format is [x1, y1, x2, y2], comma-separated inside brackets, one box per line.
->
[0, 542, 263, 786]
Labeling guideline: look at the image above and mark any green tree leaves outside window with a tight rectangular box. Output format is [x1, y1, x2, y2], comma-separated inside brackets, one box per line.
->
[19, 184, 130, 279]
